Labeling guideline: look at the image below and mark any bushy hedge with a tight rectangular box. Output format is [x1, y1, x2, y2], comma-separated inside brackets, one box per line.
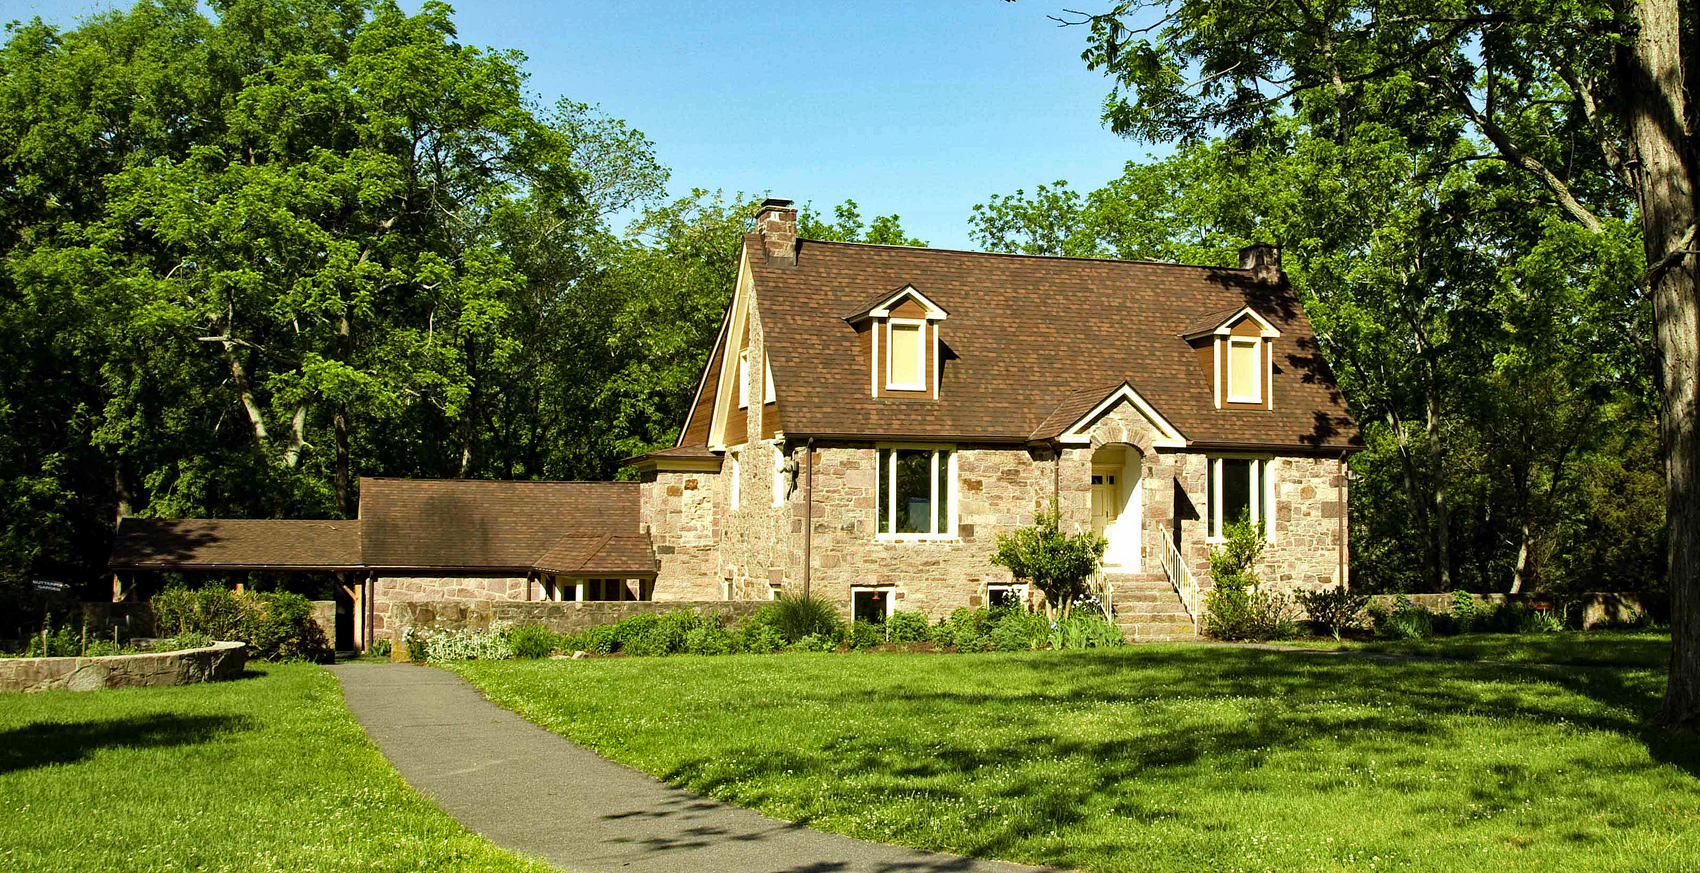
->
[152, 584, 331, 661]
[403, 599, 1126, 663]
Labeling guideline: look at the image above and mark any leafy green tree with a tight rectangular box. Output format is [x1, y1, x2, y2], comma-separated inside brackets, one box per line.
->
[990, 502, 1108, 619]
[1057, 0, 1695, 727]
[799, 199, 928, 247]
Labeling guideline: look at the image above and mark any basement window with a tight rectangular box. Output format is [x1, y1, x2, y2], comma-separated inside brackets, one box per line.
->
[987, 583, 1029, 609]
[851, 586, 894, 623]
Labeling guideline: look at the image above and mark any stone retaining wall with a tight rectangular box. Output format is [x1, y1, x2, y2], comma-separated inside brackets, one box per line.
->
[1367, 591, 1663, 629]
[0, 641, 247, 693]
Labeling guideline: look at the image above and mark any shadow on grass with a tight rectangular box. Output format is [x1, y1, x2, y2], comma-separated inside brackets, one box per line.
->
[0, 713, 256, 774]
[640, 647, 1694, 865]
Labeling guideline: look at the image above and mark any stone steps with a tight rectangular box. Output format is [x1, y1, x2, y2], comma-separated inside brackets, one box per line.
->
[1107, 571, 1201, 642]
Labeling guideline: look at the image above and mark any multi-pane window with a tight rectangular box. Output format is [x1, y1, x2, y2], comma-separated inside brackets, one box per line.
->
[875, 447, 954, 537]
[1227, 338, 1261, 402]
[987, 583, 1029, 609]
[886, 321, 926, 390]
[1207, 457, 1273, 540]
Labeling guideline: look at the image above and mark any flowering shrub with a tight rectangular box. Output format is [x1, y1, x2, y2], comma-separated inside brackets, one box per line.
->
[403, 623, 515, 662]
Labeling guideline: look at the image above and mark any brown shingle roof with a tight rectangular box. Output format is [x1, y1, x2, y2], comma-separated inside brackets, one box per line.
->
[358, 478, 645, 571]
[109, 519, 363, 570]
[534, 533, 661, 576]
[751, 239, 1356, 449]
[1029, 381, 1137, 441]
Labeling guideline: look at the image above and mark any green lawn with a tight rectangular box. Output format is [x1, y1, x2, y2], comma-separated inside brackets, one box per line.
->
[1279, 630, 1673, 668]
[0, 663, 548, 873]
[456, 647, 1700, 873]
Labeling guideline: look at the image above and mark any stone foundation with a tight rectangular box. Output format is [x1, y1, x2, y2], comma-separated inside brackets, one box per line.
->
[372, 576, 530, 641]
[0, 641, 247, 693]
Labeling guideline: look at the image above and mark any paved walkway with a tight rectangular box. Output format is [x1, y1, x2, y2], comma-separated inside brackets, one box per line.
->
[327, 663, 1057, 873]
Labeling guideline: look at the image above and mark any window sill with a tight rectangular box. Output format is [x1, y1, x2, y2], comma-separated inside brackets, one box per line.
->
[874, 534, 958, 543]
[1226, 395, 1262, 404]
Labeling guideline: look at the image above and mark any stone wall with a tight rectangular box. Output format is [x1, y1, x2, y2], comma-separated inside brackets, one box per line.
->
[76, 600, 336, 649]
[642, 467, 720, 599]
[372, 576, 529, 641]
[0, 641, 247, 693]
[387, 598, 766, 643]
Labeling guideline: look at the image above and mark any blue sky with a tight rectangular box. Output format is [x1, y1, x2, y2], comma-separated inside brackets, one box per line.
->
[2, 0, 1165, 249]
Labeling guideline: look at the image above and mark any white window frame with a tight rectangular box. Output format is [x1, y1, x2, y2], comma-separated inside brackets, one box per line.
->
[874, 444, 957, 541]
[768, 583, 782, 600]
[728, 450, 742, 510]
[884, 318, 928, 391]
[1207, 455, 1277, 544]
[987, 582, 1030, 609]
[851, 585, 897, 622]
[737, 348, 751, 408]
[763, 357, 776, 405]
[1226, 337, 1263, 403]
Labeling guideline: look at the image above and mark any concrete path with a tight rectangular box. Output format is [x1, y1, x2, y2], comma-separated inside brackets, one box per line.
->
[327, 663, 1058, 873]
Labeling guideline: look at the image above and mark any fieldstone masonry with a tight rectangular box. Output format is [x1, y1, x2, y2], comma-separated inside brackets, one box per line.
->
[655, 390, 1352, 624]
[373, 575, 529, 642]
[0, 641, 247, 693]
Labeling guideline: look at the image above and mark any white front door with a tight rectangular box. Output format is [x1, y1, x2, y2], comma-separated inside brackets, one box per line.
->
[1091, 469, 1119, 537]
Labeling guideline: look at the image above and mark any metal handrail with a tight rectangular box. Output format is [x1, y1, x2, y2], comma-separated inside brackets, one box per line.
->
[1157, 524, 1200, 633]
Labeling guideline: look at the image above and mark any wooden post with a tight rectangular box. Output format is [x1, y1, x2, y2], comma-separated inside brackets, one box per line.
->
[354, 580, 365, 652]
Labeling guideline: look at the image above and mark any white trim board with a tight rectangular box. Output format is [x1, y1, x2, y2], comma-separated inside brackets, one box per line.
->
[1056, 383, 1188, 447]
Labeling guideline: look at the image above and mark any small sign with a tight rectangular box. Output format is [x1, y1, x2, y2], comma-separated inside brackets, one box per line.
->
[31, 579, 70, 594]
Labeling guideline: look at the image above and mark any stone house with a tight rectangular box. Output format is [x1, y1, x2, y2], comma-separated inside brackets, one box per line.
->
[625, 199, 1359, 639]
[109, 197, 1357, 645]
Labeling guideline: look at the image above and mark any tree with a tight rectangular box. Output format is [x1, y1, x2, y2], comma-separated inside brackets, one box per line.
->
[1061, 0, 1695, 726]
[990, 502, 1108, 619]
[799, 199, 928, 247]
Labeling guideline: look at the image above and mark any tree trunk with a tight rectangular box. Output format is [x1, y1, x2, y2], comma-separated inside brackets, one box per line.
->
[1387, 411, 1436, 586]
[333, 407, 353, 518]
[1510, 516, 1531, 595]
[1425, 375, 1453, 591]
[1626, 0, 1700, 730]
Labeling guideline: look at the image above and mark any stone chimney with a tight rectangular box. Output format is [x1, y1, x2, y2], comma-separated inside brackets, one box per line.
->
[754, 198, 798, 265]
[1238, 242, 1282, 282]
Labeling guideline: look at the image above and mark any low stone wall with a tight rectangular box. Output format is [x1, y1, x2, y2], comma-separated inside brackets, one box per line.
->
[1367, 591, 1663, 629]
[0, 641, 247, 693]
[388, 599, 768, 656]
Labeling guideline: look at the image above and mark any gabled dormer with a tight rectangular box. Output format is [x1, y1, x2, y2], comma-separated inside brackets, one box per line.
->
[1183, 305, 1280, 410]
[844, 284, 948, 399]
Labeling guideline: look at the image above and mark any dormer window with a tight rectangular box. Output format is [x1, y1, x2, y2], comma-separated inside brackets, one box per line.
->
[844, 283, 949, 400]
[1226, 337, 1262, 402]
[1182, 305, 1280, 410]
[886, 320, 926, 390]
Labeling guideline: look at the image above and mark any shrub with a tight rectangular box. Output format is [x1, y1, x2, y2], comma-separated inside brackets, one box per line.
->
[368, 638, 391, 658]
[626, 611, 706, 656]
[989, 608, 1047, 651]
[789, 633, 836, 653]
[1520, 608, 1565, 633]
[843, 620, 882, 650]
[769, 592, 843, 643]
[151, 585, 330, 661]
[509, 624, 559, 659]
[990, 502, 1107, 618]
[158, 630, 213, 652]
[1298, 585, 1369, 640]
[1054, 611, 1125, 648]
[731, 621, 784, 654]
[402, 626, 430, 663]
[934, 607, 993, 651]
[884, 610, 931, 644]
[684, 624, 733, 655]
[1449, 590, 1480, 632]
[419, 624, 515, 662]
[1201, 512, 1296, 641]
[1371, 598, 1435, 639]
[581, 624, 620, 655]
